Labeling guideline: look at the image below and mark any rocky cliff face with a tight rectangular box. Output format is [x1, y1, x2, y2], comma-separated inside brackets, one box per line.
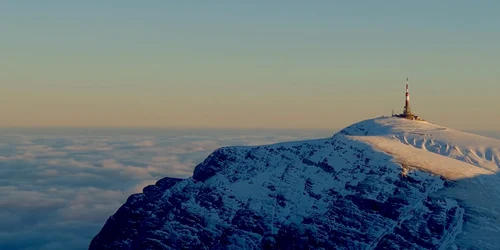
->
[89, 117, 500, 250]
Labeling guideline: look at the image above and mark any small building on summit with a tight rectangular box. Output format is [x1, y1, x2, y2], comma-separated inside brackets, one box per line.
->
[393, 77, 423, 120]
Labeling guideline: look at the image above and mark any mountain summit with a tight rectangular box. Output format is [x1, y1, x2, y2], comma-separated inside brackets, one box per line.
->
[89, 117, 500, 250]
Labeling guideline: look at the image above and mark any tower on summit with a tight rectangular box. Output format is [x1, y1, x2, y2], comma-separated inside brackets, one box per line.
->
[403, 77, 414, 119]
[393, 77, 421, 120]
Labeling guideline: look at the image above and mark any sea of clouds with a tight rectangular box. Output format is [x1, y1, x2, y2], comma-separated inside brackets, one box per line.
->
[0, 128, 333, 250]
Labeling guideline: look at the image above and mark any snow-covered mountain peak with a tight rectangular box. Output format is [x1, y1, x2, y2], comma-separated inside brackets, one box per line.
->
[341, 117, 498, 146]
[90, 117, 500, 250]
[341, 117, 499, 178]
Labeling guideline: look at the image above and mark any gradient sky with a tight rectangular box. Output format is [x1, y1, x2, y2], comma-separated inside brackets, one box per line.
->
[1, 1, 499, 130]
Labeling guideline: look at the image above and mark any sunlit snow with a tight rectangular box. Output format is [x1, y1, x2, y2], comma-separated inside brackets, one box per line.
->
[344, 117, 500, 249]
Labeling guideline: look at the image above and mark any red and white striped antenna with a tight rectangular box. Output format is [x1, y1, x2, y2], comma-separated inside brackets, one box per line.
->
[404, 77, 411, 115]
[406, 77, 409, 101]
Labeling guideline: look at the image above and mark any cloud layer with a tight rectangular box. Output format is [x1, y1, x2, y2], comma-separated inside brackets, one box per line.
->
[0, 128, 333, 250]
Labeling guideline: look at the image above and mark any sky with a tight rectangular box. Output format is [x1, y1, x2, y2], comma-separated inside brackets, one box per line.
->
[1, 1, 499, 130]
[0, 128, 333, 250]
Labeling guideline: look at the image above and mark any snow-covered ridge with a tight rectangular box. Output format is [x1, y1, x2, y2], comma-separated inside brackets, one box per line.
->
[89, 117, 500, 250]
[341, 117, 499, 179]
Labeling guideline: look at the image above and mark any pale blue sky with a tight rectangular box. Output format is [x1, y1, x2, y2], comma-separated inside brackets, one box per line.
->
[1, 1, 499, 129]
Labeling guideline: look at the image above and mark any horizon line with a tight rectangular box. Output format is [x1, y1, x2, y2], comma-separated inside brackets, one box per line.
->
[0, 125, 338, 131]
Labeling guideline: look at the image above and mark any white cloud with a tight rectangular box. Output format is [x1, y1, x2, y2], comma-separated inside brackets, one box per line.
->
[17, 144, 68, 157]
[162, 140, 222, 154]
[63, 145, 112, 152]
[46, 159, 94, 168]
[129, 179, 158, 194]
[100, 159, 152, 178]
[0, 128, 330, 250]
[134, 140, 155, 147]
[40, 169, 59, 176]
[0, 188, 66, 210]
